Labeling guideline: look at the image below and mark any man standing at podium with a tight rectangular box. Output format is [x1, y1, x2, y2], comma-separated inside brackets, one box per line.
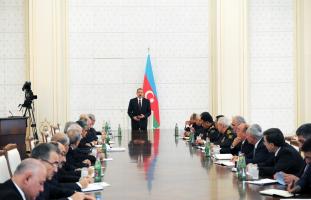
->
[128, 88, 151, 131]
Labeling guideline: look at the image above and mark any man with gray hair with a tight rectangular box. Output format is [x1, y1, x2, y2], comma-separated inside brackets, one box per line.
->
[0, 158, 46, 200]
[66, 129, 92, 168]
[245, 124, 273, 164]
[231, 115, 246, 133]
[216, 116, 237, 154]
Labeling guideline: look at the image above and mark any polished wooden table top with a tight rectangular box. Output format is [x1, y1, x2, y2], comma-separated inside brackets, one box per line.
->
[93, 130, 299, 200]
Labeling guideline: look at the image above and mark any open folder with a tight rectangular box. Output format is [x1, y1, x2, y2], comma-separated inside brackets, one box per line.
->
[82, 182, 111, 192]
[259, 189, 294, 198]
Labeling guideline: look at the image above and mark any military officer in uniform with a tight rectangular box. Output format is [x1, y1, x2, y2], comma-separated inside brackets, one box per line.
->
[215, 116, 236, 153]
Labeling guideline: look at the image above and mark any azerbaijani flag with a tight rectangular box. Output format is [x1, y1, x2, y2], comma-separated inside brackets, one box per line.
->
[143, 54, 160, 129]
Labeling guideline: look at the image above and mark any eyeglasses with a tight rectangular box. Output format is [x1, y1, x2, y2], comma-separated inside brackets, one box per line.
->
[41, 159, 59, 168]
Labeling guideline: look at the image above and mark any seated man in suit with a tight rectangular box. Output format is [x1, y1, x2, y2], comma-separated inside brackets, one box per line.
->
[0, 158, 46, 200]
[88, 113, 102, 136]
[184, 113, 198, 137]
[288, 138, 311, 194]
[66, 129, 92, 169]
[231, 115, 246, 134]
[258, 128, 305, 177]
[283, 123, 311, 185]
[49, 142, 91, 191]
[215, 116, 236, 153]
[230, 123, 254, 156]
[31, 143, 93, 200]
[245, 124, 273, 164]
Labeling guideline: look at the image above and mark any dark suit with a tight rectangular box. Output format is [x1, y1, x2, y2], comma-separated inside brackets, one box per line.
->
[230, 139, 254, 156]
[296, 164, 311, 194]
[246, 138, 274, 164]
[127, 97, 151, 130]
[258, 143, 305, 177]
[0, 179, 23, 200]
[36, 179, 75, 200]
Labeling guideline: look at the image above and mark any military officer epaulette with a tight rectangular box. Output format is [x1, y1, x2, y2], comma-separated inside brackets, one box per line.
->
[226, 128, 234, 139]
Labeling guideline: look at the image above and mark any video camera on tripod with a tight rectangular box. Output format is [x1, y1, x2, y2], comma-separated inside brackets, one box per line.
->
[20, 81, 39, 140]
[21, 81, 37, 109]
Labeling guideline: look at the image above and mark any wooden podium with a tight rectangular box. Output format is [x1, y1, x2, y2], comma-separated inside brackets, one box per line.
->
[0, 117, 27, 159]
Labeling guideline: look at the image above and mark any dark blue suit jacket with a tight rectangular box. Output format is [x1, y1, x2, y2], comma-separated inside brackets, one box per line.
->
[128, 97, 151, 130]
[246, 138, 274, 164]
[258, 143, 305, 177]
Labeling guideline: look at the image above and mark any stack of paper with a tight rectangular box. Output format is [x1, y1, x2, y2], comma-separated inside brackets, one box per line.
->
[103, 157, 113, 161]
[260, 189, 294, 197]
[245, 178, 278, 185]
[214, 160, 235, 167]
[82, 182, 110, 192]
[108, 147, 126, 152]
[213, 154, 233, 160]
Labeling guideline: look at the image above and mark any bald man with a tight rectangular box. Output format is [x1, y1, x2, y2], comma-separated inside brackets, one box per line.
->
[0, 158, 46, 200]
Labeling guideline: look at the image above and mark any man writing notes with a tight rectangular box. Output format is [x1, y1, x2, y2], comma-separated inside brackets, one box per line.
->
[128, 88, 151, 131]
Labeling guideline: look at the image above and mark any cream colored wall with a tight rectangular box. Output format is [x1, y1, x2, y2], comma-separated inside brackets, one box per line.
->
[211, 0, 248, 118]
[26, 0, 68, 129]
[25, 0, 311, 130]
[297, 0, 311, 125]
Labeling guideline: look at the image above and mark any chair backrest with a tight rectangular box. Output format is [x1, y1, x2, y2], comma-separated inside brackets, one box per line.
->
[51, 123, 60, 135]
[4, 144, 21, 176]
[0, 150, 11, 183]
[27, 138, 38, 151]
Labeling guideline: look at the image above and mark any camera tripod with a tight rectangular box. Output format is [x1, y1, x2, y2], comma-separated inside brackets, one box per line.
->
[23, 103, 39, 141]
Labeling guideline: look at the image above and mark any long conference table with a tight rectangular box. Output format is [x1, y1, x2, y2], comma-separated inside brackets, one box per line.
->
[91, 130, 307, 200]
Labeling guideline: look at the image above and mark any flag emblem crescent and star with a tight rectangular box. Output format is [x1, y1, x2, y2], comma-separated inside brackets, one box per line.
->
[143, 54, 160, 129]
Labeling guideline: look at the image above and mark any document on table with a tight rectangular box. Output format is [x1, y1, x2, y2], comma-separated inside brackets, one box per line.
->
[214, 160, 235, 167]
[82, 182, 111, 192]
[245, 178, 278, 185]
[213, 154, 233, 160]
[260, 189, 294, 198]
[108, 147, 126, 152]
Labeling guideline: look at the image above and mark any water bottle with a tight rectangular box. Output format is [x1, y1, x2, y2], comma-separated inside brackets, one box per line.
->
[238, 154, 246, 181]
[102, 142, 107, 159]
[205, 138, 211, 157]
[118, 124, 122, 137]
[174, 123, 179, 136]
[106, 133, 110, 145]
[94, 154, 102, 182]
[104, 121, 109, 133]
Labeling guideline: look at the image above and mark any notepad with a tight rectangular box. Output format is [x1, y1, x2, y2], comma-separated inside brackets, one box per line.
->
[245, 178, 278, 185]
[260, 189, 294, 197]
[108, 147, 126, 152]
[214, 160, 235, 167]
[82, 182, 110, 192]
[213, 154, 233, 160]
